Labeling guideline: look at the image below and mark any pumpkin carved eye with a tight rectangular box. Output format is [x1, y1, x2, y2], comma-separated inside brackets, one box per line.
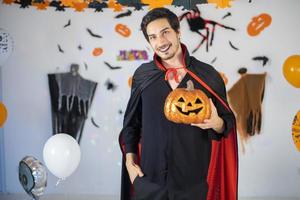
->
[195, 98, 202, 104]
[178, 97, 185, 102]
[164, 80, 211, 124]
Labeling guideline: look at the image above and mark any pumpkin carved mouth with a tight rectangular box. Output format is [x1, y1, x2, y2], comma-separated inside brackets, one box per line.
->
[175, 105, 203, 115]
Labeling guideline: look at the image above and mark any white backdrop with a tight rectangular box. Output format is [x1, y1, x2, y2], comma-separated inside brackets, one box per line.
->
[0, 0, 300, 198]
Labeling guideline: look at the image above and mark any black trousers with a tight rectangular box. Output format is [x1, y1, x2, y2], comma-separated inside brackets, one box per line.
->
[132, 176, 208, 200]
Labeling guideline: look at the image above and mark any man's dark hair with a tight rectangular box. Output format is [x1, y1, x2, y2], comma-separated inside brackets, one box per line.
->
[140, 7, 180, 41]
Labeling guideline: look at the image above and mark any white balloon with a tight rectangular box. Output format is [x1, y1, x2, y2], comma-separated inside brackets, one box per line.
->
[43, 133, 81, 179]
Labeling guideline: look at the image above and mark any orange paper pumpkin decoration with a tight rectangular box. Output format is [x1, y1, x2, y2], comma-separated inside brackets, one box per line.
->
[247, 13, 272, 36]
[115, 24, 131, 38]
[92, 48, 103, 56]
[292, 110, 300, 152]
[164, 80, 211, 124]
[283, 55, 300, 88]
[0, 102, 8, 127]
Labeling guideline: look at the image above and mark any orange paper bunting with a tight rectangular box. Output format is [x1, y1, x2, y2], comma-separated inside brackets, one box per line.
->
[107, 0, 123, 12]
[32, 1, 50, 10]
[141, 0, 173, 9]
[207, 0, 232, 8]
[73, 2, 88, 11]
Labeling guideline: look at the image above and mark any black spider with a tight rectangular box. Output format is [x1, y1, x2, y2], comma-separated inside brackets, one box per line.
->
[179, 7, 236, 53]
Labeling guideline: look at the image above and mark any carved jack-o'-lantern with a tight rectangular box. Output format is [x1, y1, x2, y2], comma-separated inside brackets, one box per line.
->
[164, 80, 211, 124]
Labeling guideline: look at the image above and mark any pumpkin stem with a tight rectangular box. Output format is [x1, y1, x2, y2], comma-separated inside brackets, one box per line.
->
[186, 80, 194, 91]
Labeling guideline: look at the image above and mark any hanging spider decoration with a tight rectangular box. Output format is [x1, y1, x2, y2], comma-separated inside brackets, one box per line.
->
[179, 7, 236, 53]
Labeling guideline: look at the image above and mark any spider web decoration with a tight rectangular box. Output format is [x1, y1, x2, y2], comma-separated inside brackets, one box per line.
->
[172, 0, 207, 10]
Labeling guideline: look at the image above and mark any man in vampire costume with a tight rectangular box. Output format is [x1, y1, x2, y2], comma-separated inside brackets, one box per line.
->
[119, 8, 238, 200]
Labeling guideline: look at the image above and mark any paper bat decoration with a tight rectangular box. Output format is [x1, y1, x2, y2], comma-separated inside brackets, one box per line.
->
[19, 0, 32, 8]
[115, 9, 132, 18]
[104, 61, 122, 70]
[173, 0, 207, 10]
[222, 12, 231, 19]
[86, 28, 102, 38]
[88, 1, 108, 12]
[252, 56, 269, 66]
[63, 19, 71, 28]
[49, 1, 66, 11]
[229, 41, 239, 50]
[105, 79, 117, 91]
[91, 117, 100, 128]
[57, 44, 64, 53]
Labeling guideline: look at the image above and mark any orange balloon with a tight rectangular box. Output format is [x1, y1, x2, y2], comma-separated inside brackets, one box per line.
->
[283, 55, 300, 88]
[292, 110, 300, 152]
[0, 102, 8, 127]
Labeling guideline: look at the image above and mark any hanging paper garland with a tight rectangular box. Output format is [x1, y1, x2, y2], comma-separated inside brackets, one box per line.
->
[173, 0, 207, 10]
[107, 0, 123, 11]
[32, 0, 50, 10]
[207, 0, 232, 8]
[141, 0, 172, 9]
[73, 2, 88, 11]
[117, 50, 148, 61]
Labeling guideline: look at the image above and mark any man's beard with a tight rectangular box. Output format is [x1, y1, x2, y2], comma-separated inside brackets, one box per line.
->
[157, 42, 179, 61]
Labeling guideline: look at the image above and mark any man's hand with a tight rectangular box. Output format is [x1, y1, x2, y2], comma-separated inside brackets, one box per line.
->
[125, 153, 144, 183]
[191, 99, 225, 133]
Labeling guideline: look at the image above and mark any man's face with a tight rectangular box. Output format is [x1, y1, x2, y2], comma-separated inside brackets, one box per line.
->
[146, 18, 181, 61]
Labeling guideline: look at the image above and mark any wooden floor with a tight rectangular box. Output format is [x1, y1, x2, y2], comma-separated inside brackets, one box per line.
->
[0, 194, 299, 200]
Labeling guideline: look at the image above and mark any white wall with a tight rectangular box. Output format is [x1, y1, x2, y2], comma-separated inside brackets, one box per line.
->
[0, 0, 300, 198]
